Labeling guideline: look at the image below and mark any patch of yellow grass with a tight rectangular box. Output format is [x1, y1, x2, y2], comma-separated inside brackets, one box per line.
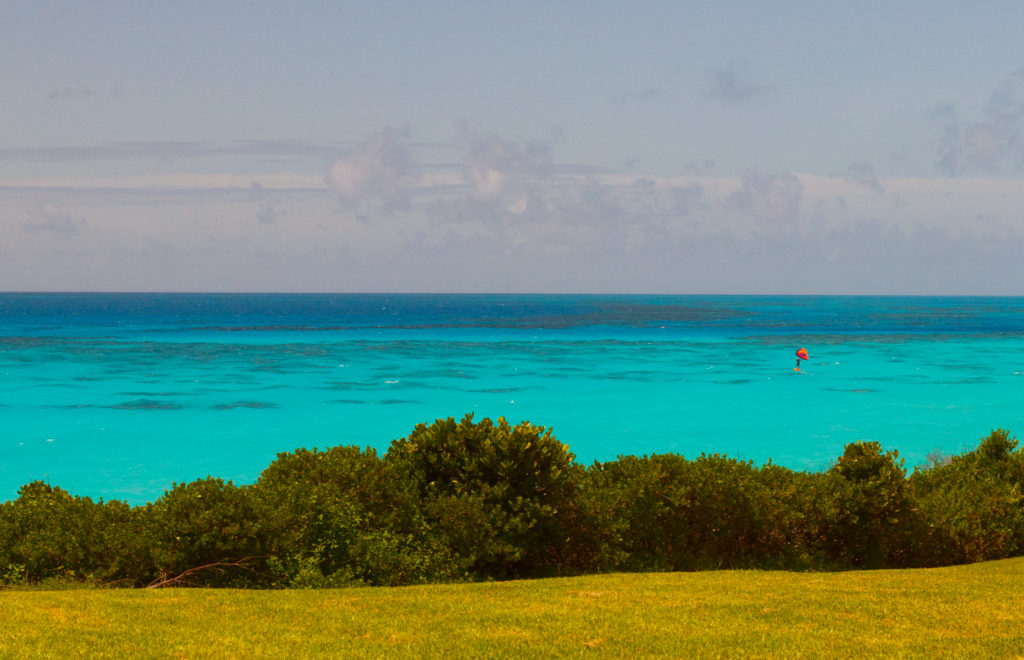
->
[2, 558, 1023, 658]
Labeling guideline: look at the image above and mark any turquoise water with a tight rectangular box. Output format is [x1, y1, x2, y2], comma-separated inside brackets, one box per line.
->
[2, 294, 1023, 503]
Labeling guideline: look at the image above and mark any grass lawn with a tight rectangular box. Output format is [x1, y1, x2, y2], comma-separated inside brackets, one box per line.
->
[2, 558, 1024, 658]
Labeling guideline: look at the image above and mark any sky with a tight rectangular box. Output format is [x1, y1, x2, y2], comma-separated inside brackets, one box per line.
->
[2, 1, 1024, 294]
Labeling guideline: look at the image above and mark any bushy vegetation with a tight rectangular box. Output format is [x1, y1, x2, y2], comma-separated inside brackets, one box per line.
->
[2, 416, 1022, 588]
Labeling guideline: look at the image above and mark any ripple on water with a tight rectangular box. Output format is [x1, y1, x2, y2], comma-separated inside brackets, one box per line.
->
[211, 401, 277, 410]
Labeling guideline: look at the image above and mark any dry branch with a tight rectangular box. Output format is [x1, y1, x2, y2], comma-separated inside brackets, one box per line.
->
[146, 557, 262, 589]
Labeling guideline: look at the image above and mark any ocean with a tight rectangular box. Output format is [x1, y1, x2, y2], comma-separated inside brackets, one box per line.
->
[2, 293, 1023, 504]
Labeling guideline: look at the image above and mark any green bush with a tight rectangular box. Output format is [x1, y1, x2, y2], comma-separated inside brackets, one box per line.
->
[252, 444, 457, 586]
[146, 477, 262, 586]
[580, 454, 816, 572]
[3, 420, 1024, 587]
[911, 429, 1024, 563]
[0, 482, 149, 585]
[347, 528, 460, 586]
[386, 414, 582, 579]
[817, 441, 925, 568]
[253, 445, 384, 586]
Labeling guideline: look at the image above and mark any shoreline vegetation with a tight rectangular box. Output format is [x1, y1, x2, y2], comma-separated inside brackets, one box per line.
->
[2, 416, 1023, 589]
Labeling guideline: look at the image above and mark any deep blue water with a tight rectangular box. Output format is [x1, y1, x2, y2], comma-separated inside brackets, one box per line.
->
[2, 293, 1023, 503]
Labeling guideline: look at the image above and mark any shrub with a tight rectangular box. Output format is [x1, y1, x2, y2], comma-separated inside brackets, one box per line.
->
[0, 482, 150, 585]
[146, 477, 262, 586]
[910, 429, 1024, 563]
[580, 454, 815, 572]
[385, 414, 582, 579]
[819, 441, 923, 568]
[253, 444, 455, 586]
[253, 445, 384, 586]
[3, 421, 1024, 586]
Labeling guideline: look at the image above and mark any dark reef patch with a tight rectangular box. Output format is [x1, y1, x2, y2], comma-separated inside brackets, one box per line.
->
[110, 399, 182, 411]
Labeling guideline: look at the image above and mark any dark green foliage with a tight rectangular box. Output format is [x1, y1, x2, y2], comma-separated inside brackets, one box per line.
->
[252, 444, 455, 586]
[673, 454, 792, 569]
[582, 454, 696, 571]
[580, 454, 814, 572]
[3, 420, 1024, 588]
[253, 445, 382, 587]
[0, 482, 150, 585]
[147, 477, 262, 586]
[816, 441, 920, 568]
[345, 528, 458, 587]
[386, 414, 581, 579]
[910, 429, 1024, 564]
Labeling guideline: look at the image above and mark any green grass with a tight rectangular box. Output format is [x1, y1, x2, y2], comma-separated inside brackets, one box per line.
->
[3, 559, 1024, 658]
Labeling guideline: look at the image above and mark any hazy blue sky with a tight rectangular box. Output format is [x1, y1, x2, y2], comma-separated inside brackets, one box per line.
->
[3, 1, 1024, 293]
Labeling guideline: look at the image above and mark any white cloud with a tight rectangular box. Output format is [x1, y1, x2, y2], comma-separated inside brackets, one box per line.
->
[935, 68, 1024, 175]
[0, 140, 348, 164]
[728, 173, 804, 224]
[324, 128, 417, 208]
[460, 133, 554, 210]
[707, 60, 772, 105]
[251, 182, 286, 225]
[4, 131, 1024, 293]
[843, 162, 884, 193]
[2, 172, 325, 191]
[22, 203, 86, 236]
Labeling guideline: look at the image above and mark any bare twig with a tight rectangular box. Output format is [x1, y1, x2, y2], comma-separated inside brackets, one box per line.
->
[145, 557, 262, 589]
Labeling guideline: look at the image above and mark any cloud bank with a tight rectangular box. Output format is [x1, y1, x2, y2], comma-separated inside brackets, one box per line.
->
[936, 68, 1024, 175]
[2, 123, 1024, 294]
